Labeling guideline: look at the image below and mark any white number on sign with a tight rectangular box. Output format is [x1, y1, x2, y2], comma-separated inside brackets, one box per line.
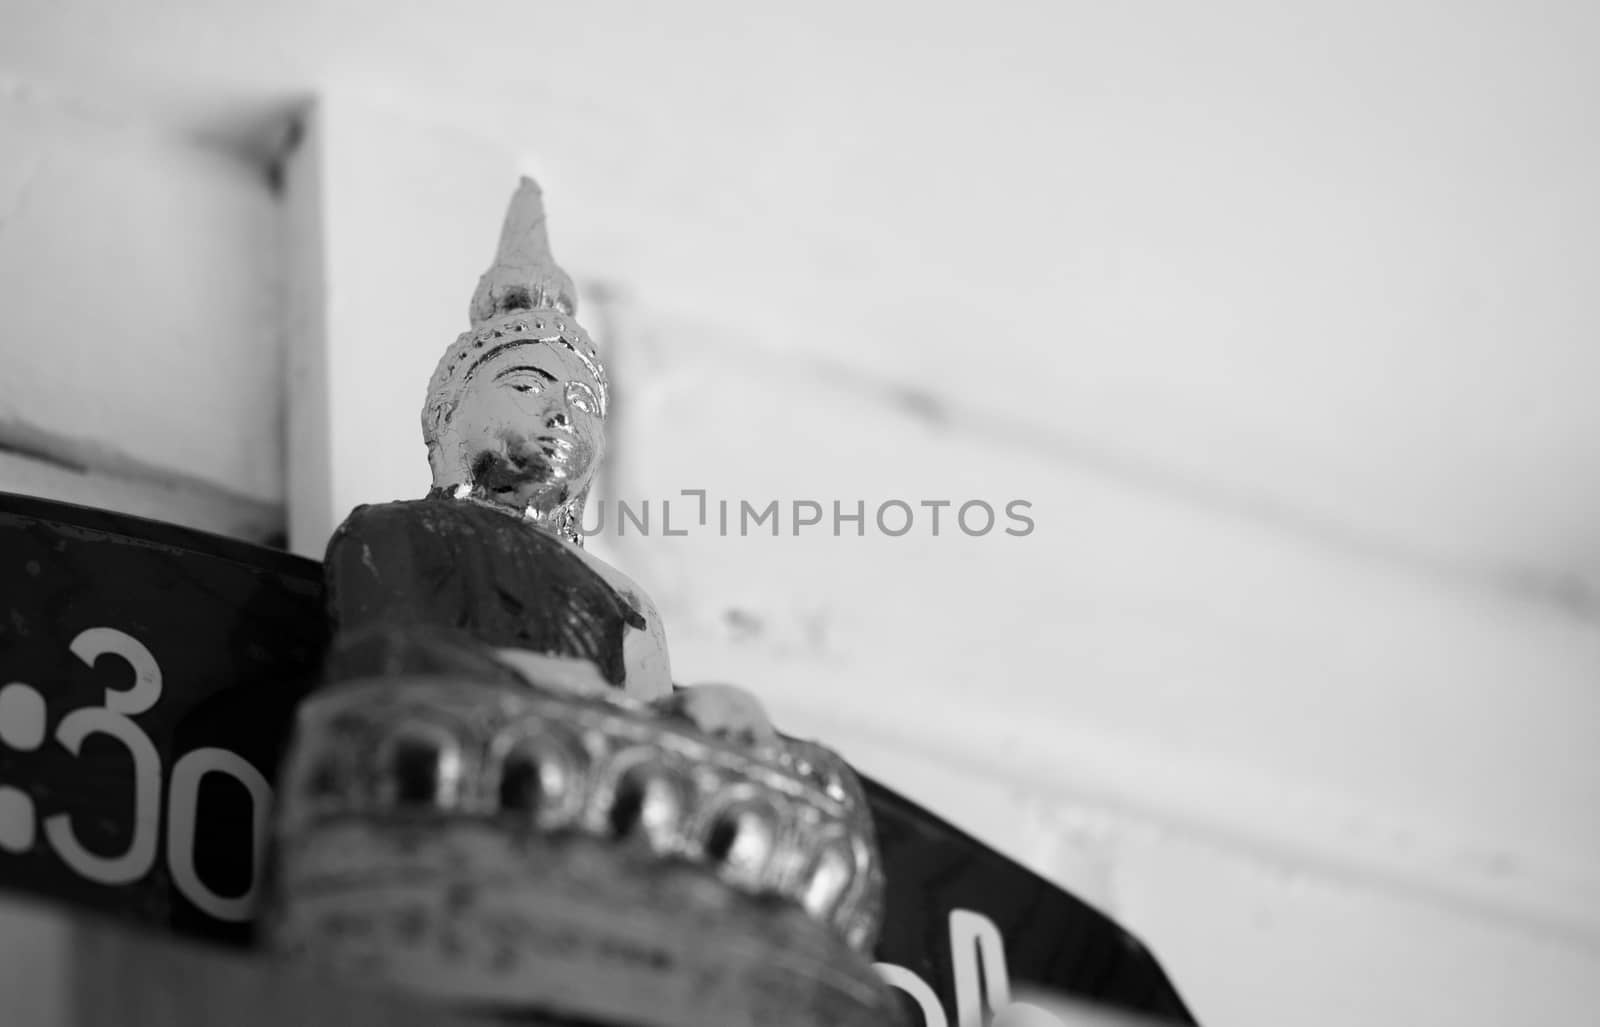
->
[42, 628, 164, 884]
[4, 627, 273, 921]
[877, 909, 1065, 1027]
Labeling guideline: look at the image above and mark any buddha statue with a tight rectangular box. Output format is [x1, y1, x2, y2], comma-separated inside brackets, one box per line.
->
[321, 179, 694, 712]
[264, 179, 902, 1027]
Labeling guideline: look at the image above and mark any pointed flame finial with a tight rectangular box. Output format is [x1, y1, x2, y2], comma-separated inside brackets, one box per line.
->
[468, 176, 578, 326]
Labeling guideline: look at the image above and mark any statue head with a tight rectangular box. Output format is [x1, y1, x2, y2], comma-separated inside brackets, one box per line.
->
[422, 178, 609, 540]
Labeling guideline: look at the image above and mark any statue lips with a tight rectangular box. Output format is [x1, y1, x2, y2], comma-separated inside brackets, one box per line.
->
[473, 434, 587, 495]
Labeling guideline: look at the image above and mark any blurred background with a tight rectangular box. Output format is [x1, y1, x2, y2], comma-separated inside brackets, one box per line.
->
[1, 2, 1597, 1024]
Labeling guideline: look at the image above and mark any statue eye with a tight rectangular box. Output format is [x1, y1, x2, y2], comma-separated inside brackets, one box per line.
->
[495, 367, 555, 394]
[566, 382, 597, 414]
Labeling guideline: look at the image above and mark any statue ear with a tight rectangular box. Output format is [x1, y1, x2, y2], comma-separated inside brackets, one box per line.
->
[423, 399, 462, 453]
[567, 484, 594, 524]
[425, 439, 453, 484]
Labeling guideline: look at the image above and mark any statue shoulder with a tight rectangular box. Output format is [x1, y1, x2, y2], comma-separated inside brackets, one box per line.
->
[330, 497, 429, 533]
[573, 548, 658, 627]
[571, 547, 671, 699]
[325, 499, 432, 557]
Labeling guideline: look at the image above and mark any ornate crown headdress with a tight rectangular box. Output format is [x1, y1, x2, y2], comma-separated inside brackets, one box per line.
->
[423, 177, 610, 443]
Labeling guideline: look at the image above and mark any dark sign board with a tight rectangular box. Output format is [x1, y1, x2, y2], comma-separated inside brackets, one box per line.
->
[0, 492, 1193, 1025]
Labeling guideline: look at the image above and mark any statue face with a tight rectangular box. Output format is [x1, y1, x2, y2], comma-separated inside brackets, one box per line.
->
[429, 338, 606, 511]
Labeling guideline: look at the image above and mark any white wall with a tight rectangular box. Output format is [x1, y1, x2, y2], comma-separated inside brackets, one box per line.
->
[607, 320, 1600, 1026]
[2, 3, 1598, 1025]
[0, 83, 283, 541]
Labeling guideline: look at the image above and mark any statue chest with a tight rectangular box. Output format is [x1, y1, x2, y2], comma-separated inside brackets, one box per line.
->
[323, 499, 643, 685]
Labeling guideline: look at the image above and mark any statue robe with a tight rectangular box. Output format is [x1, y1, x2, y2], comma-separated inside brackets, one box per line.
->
[322, 497, 644, 688]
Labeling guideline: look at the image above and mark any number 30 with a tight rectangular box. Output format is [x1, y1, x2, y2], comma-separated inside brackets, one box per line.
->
[43, 628, 271, 921]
